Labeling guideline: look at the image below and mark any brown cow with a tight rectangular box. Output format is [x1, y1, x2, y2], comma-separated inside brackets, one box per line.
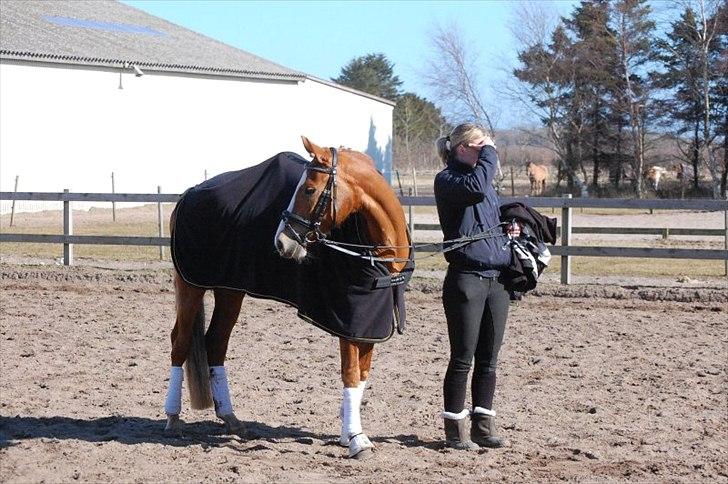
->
[526, 162, 549, 196]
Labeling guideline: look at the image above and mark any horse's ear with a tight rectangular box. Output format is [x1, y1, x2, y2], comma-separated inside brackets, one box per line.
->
[301, 136, 325, 158]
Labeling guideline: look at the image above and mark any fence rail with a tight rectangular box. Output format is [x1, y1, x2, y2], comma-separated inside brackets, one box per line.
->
[1, 191, 726, 283]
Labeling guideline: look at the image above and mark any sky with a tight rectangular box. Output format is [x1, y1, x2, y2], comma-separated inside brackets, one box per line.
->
[122, 0, 580, 127]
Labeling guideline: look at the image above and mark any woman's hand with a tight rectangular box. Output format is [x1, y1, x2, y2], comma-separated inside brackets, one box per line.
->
[467, 135, 496, 150]
[506, 222, 521, 238]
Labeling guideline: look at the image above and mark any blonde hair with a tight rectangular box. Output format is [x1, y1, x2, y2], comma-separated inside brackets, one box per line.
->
[435, 123, 489, 165]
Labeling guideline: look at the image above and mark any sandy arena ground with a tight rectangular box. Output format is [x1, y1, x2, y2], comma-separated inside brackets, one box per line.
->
[0, 261, 726, 483]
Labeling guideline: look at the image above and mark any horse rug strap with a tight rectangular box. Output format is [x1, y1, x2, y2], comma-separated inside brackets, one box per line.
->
[171, 152, 408, 343]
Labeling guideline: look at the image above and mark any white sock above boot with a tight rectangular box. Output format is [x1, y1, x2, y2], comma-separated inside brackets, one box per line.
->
[442, 408, 470, 420]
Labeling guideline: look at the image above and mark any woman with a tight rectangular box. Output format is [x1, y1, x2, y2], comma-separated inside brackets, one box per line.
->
[434, 123, 518, 451]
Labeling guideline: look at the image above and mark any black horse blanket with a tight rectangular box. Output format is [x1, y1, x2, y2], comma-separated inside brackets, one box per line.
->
[171, 152, 411, 343]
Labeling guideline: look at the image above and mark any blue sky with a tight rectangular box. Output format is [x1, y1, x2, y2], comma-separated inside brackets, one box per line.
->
[122, 0, 579, 127]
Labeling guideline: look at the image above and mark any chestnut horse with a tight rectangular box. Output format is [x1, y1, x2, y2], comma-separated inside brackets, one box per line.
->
[526, 162, 549, 196]
[163, 137, 410, 459]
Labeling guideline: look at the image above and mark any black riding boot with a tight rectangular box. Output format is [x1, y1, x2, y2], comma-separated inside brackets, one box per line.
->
[470, 408, 503, 448]
[444, 412, 479, 451]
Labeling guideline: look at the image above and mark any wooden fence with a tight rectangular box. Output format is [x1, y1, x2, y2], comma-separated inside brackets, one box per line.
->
[1, 191, 726, 284]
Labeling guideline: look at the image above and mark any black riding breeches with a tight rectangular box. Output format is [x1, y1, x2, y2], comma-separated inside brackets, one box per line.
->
[442, 268, 510, 413]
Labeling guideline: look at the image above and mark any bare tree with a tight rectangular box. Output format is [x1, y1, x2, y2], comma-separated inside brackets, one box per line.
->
[423, 23, 507, 189]
[423, 23, 497, 133]
[609, 0, 656, 198]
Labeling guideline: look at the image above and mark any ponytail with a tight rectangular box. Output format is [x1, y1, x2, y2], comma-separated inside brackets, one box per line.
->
[435, 135, 451, 165]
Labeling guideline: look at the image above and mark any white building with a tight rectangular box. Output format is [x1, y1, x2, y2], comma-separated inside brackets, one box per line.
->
[0, 0, 394, 205]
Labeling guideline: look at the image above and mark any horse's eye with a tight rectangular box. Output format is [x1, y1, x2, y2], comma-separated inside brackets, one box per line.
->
[304, 187, 316, 196]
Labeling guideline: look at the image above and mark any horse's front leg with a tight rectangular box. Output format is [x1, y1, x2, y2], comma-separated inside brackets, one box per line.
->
[339, 339, 374, 459]
[207, 289, 245, 436]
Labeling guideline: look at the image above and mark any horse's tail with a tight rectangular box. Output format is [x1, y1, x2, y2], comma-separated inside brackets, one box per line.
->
[185, 305, 213, 410]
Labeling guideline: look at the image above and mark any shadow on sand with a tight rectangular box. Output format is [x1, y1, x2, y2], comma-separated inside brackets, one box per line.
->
[0, 415, 443, 454]
[0, 415, 332, 451]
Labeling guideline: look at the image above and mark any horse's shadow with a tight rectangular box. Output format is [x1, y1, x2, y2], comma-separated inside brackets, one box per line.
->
[0, 415, 329, 451]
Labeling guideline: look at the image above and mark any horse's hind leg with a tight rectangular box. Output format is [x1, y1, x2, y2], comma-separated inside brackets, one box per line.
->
[206, 289, 245, 435]
[339, 339, 374, 459]
[164, 272, 205, 433]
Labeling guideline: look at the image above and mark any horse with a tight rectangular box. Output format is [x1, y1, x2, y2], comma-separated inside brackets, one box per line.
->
[162, 136, 412, 460]
[643, 165, 667, 190]
[526, 162, 549, 196]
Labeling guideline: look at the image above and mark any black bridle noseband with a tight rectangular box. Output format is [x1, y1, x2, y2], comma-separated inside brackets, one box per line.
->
[281, 147, 338, 246]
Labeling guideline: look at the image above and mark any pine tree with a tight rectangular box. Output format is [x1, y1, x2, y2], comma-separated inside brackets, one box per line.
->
[514, 23, 590, 195]
[565, 0, 618, 192]
[332, 53, 402, 101]
[654, 7, 705, 190]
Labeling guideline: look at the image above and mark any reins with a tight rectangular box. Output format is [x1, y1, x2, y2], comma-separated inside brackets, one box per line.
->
[319, 222, 510, 265]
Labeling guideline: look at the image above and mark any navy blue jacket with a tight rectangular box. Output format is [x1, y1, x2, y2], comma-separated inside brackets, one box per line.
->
[434, 145, 511, 277]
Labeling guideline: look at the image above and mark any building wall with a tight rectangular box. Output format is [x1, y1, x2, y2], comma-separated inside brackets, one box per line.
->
[0, 61, 393, 205]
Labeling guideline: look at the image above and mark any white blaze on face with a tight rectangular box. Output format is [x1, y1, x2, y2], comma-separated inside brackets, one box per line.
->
[274, 169, 308, 261]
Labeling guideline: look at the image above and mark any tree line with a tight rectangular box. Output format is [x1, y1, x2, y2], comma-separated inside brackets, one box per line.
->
[333, 0, 727, 199]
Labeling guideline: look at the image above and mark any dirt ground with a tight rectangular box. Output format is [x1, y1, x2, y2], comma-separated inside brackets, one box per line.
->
[0, 261, 726, 483]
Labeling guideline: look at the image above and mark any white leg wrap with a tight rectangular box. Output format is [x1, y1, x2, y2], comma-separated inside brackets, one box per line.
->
[164, 366, 184, 416]
[342, 386, 363, 439]
[340, 381, 366, 445]
[210, 366, 234, 417]
[473, 406, 496, 417]
[442, 408, 470, 420]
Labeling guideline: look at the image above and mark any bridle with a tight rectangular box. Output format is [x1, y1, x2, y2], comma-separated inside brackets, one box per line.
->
[281, 147, 338, 246]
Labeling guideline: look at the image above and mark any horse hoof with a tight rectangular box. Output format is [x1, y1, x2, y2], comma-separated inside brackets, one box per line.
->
[220, 414, 245, 437]
[164, 415, 183, 435]
[348, 433, 374, 459]
[350, 447, 372, 460]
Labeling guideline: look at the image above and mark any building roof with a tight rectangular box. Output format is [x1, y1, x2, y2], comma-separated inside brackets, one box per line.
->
[0, 0, 305, 82]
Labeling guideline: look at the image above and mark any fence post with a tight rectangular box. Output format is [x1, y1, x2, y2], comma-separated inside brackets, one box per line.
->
[560, 194, 572, 285]
[411, 167, 418, 196]
[407, 187, 414, 237]
[395, 170, 404, 197]
[111, 172, 116, 222]
[157, 186, 164, 261]
[510, 167, 515, 196]
[63, 188, 73, 266]
[9, 175, 18, 227]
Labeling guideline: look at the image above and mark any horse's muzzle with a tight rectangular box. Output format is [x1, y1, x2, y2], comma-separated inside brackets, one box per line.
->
[276, 231, 307, 262]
